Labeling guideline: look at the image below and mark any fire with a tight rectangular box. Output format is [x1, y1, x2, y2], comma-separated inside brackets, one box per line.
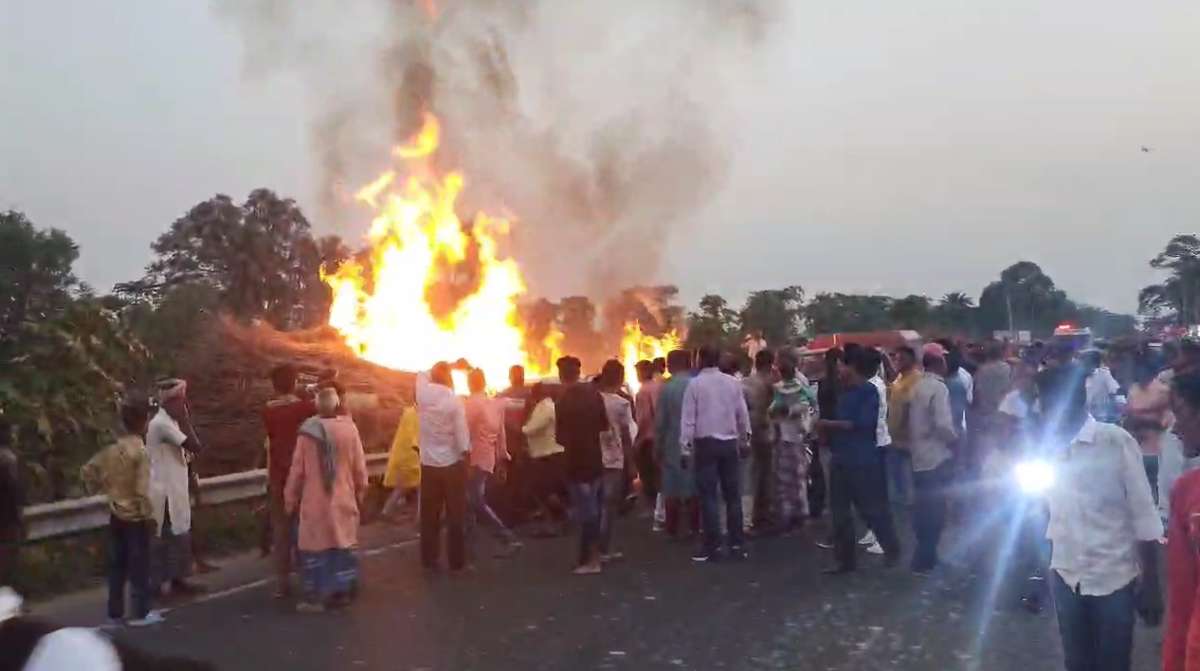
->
[324, 111, 560, 393]
[621, 322, 681, 394]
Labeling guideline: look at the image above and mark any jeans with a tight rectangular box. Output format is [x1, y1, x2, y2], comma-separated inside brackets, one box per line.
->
[467, 466, 516, 547]
[830, 460, 901, 569]
[911, 461, 951, 571]
[420, 463, 468, 570]
[695, 438, 744, 554]
[1051, 572, 1136, 671]
[569, 477, 605, 564]
[108, 515, 152, 620]
[885, 446, 913, 506]
[808, 442, 827, 518]
[598, 469, 625, 555]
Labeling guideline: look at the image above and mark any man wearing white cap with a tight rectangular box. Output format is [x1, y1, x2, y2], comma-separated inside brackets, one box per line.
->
[146, 379, 206, 597]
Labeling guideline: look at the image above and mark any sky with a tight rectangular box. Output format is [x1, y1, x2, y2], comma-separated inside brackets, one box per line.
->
[3, 0, 1199, 315]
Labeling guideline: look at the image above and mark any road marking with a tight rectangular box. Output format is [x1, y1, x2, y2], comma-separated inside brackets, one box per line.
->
[159, 538, 420, 614]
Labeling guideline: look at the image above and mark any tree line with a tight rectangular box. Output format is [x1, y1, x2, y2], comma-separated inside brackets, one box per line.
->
[0, 188, 1188, 501]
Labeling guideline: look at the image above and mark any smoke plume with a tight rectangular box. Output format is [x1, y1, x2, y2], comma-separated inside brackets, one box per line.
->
[213, 0, 786, 299]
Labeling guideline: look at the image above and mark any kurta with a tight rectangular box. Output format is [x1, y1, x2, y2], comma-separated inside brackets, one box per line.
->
[654, 373, 695, 498]
[145, 409, 191, 534]
[284, 415, 369, 552]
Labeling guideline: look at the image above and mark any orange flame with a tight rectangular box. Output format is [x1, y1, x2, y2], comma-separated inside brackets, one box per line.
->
[621, 322, 681, 394]
[324, 112, 560, 392]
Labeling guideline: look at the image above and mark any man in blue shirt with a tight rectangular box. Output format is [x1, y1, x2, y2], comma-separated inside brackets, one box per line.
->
[817, 349, 902, 574]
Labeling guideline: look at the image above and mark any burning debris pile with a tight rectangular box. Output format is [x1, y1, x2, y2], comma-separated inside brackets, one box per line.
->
[173, 316, 413, 476]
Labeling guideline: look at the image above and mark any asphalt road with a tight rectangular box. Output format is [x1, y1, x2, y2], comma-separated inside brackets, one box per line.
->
[97, 510, 1162, 671]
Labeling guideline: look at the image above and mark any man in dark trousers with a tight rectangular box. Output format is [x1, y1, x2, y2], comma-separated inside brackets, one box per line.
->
[817, 349, 902, 574]
[554, 356, 610, 575]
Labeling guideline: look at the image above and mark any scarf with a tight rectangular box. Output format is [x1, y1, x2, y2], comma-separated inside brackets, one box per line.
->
[299, 417, 337, 494]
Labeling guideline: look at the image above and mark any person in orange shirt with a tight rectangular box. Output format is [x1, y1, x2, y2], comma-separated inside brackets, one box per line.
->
[1164, 372, 1200, 670]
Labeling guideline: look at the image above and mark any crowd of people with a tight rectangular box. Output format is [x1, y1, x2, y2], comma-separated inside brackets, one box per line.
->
[14, 333, 1200, 671]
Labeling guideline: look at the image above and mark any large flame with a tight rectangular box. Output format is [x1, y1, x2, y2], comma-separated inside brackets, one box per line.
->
[324, 112, 560, 391]
[621, 322, 681, 394]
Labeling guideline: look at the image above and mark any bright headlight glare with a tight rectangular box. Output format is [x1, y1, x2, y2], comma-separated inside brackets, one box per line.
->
[1014, 459, 1056, 494]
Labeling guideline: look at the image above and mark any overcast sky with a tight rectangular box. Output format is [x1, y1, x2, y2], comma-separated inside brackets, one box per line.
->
[3, 1, 1199, 314]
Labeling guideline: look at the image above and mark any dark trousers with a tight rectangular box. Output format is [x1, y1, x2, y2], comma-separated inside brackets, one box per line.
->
[808, 442, 827, 517]
[911, 461, 951, 571]
[108, 516, 152, 620]
[420, 463, 467, 571]
[1051, 572, 1136, 671]
[830, 460, 901, 569]
[0, 526, 20, 589]
[695, 438, 744, 554]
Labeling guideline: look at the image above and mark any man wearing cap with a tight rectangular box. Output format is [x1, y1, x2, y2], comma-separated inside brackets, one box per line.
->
[146, 379, 206, 597]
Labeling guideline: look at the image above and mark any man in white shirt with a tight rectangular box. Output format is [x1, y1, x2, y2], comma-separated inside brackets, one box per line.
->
[1083, 350, 1121, 423]
[1038, 364, 1162, 671]
[146, 379, 205, 596]
[416, 362, 471, 573]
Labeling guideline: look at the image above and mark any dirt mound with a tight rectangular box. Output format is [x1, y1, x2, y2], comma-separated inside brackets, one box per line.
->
[174, 317, 413, 476]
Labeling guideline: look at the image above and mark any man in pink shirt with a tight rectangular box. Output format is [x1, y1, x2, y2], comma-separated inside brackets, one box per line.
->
[464, 369, 522, 556]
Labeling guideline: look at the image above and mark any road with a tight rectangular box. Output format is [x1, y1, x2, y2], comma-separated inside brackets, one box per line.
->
[80, 510, 1162, 671]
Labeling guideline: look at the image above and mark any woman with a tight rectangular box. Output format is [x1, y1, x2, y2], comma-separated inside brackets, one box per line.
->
[284, 388, 368, 613]
[1125, 355, 1172, 503]
[521, 383, 568, 537]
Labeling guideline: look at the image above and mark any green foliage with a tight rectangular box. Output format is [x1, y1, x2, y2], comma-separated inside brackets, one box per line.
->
[686, 294, 740, 349]
[116, 189, 349, 330]
[1140, 235, 1200, 324]
[977, 261, 1075, 336]
[805, 293, 894, 334]
[739, 286, 804, 346]
[0, 210, 79, 339]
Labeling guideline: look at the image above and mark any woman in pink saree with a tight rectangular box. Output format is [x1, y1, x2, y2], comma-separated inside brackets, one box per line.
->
[284, 388, 369, 612]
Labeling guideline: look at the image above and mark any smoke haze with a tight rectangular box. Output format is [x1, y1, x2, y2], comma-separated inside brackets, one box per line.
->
[213, 0, 788, 300]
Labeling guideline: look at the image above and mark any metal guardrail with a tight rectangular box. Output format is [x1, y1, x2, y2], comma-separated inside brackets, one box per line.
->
[23, 453, 389, 542]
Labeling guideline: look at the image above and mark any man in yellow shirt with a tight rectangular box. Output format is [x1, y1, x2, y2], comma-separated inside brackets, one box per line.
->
[80, 399, 163, 627]
[885, 346, 921, 507]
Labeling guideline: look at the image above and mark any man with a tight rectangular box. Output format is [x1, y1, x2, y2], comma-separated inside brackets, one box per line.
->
[1038, 364, 1161, 671]
[885, 346, 921, 507]
[555, 356, 610, 575]
[1082, 350, 1120, 423]
[416, 362, 471, 573]
[743, 349, 776, 531]
[768, 352, 816, 532]
[904, 353, 958, 575]
[681, 345, 752, 562]
[970, 342, 1013, 499]
[596, 360, 635, 563]
[1160, 340, 1200, 521]
[816, 349, 902, 574]
[259, 364, 316, 599]
[463, 369, 521, 556]
[858, 348, 893, 553]
[146, 379, 205, 597]
[0, 419, 22, 588]
[81, 399, 162, 627]
[634, 360, 663, 509]
[498, 365, 533, 525]
[1164, 372, 1200, 671]
[656, 350, 698, 539]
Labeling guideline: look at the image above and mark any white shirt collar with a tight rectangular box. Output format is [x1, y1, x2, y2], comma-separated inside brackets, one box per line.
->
[1072, 415, 1099, 444]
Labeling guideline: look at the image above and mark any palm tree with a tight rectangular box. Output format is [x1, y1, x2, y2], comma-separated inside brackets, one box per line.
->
[935, 291, 975, 334]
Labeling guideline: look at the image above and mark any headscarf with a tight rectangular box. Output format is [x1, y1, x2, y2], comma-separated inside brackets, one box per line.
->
[299, 417, 337, 494]
[156, 378, 187, 403]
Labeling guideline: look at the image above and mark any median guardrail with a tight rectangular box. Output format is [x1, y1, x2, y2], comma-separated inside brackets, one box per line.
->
[23, 453, 389, 542]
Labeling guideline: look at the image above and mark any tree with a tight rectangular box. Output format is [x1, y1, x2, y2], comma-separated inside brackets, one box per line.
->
[977, 261, 1073, 336]
[0, 210, 80, 339]
[804, 293, 892, 334]
[118, 189, 337, 329]
[933, 292, 975, 334]
[601, 285, 685, 337]
[0, 214, 151, 502]
[739, 286, 804, 346]
[559, 296, 602, 366]
[1140, 235, 1200, 324]
[888, 294, 933, 330]
[687, 294, 740, 348]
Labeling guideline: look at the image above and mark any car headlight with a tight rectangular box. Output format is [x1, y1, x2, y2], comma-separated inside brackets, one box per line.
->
[1014, 459, 1056, 495]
